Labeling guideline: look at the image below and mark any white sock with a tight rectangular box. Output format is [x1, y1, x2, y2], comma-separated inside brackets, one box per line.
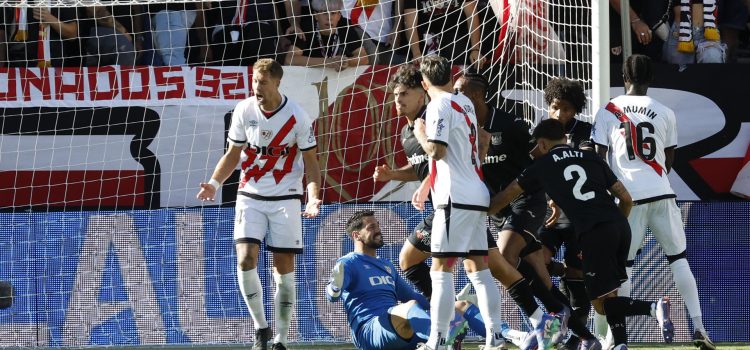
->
[428, 271, 454, 349]
[670, 259, 704, 330]
[468, 269, 504, 347]
[273, 271, 296, 345]
[618, 267, 633, 297]
[594, 312, 609, 339]
[529, 308, 543, 328]
[238, 267, 269, 329]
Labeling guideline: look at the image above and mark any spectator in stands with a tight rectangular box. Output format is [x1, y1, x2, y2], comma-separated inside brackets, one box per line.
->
[341, 0, 403, 65]
[718, 0, 749, 62]
[663, 1, 726, 64]
[284, 0, 368, 70]
[207, 0, 283, 66]
[284, 0, 311, 41]
[403, 0, 486, 68]
[609, 0, 671, 62]
[148, 2, 210, 65]
[83, 4, 143, 66]
[1, 6, 89, 67]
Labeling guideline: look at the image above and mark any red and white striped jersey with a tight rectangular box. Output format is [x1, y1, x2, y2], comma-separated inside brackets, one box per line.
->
[227, 96, 317, 199]
[425, 91, 489, 209]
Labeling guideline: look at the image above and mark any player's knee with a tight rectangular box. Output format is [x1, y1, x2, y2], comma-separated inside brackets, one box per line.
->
[591, 298, 606, 315]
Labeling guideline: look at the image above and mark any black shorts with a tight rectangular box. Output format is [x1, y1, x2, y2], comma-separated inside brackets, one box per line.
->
[491, 190, 546, 256]
[579, 218, 631, 300]
[407, 212, 497, 253]
[539, 223, 583, 270]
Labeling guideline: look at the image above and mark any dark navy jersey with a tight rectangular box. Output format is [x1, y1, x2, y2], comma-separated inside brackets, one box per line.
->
[517, 145, 623, 234]
[400, 106, 430, 181]
[327, 252, 428, 348]
[482, 108, 535, 194]
[563, 118, 593, 150]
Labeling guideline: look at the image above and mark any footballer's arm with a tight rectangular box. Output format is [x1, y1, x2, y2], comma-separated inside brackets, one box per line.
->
[665, 146, 675, 173]
[302, 147, 323, 218]
[595, 144, 609, 162]
[609, 181, 633, 217]
[488, 180, 524, 216]
[197, 144, 244, 201]
[413, 121, 447, 160]
[374, 164, 419, 182]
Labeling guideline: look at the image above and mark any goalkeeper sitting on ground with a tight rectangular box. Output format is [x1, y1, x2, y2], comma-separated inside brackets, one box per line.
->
[326, 210, 528, 350]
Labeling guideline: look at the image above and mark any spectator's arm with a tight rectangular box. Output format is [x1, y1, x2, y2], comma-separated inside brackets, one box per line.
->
[285, 45, 332, 66]
[34, 8, 78, 39]
[284, 0, 306, 40]
[86, 6, 132, 41]
[609, 0, 652, 44]
[404, 7, 421, 59]
[391, 0, 404, 48]
[345, 46, 369, 67]
[462, 0, 482, 62]
[193, 2, 213, 63]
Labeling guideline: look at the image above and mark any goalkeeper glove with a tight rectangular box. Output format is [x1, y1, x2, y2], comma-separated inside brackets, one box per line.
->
[326, 261, 345, 299]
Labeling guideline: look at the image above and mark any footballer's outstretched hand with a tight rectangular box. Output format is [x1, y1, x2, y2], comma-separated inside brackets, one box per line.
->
[411, 178, 430, 211]
[373, 164, 393, 182]
[303, 198, 323, 218]
[197, 182, 218, 201]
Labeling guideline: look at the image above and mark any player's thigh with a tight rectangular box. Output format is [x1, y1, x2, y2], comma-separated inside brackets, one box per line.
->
[626, 203, 650, 260]
[234, 196, 270, 245]
[431, 207, 487, 258]
[266, 199, 303, 254]
[647, 199, 687, 256]
[356, 309, 419, 350]
[399, 240, 431, 270]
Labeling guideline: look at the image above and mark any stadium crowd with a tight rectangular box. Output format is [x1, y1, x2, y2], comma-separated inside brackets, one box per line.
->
[0, 0, 747, 67]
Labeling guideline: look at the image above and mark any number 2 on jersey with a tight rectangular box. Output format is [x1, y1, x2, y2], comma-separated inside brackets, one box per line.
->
[619, 121, 656, 161]
[564, 164, 595, 201]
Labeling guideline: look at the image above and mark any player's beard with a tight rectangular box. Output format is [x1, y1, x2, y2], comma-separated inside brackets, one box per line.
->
[364, 234, 384, 249]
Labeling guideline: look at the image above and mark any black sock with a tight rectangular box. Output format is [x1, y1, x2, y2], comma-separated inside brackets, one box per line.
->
[517, 260, 564, 313]
[603, 296, 653, 316]
[561, 278, 593, 339]
[507, 278, 540, 317]
[603, 298, 629, 345]
[403, 262, 432, 298]
[552, 282, 594, 339]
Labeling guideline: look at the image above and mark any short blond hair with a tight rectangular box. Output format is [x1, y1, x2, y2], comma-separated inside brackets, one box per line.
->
[253, 59, 284, 80]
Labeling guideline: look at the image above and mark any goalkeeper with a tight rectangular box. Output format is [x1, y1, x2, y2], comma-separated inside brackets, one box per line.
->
[326, 210, 528, 350]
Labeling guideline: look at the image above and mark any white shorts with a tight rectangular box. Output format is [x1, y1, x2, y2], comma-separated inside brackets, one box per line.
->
[627, 198, 686, 261]
[431, 204, 489, 257]
[234, 195, 303, 253]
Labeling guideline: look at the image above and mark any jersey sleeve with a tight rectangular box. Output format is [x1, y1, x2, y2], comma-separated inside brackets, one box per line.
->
[227, 101, 248, 147]
[591, 107, 611, 147]
[516, 164, 542, 193]
[295, 107, 317, 151]
[596, 155, 619, 188]
[512, 117, 535, 153]
[326, 258, 352, 302]
[665, 108, 678, 148]
[425, 99, 451, 146]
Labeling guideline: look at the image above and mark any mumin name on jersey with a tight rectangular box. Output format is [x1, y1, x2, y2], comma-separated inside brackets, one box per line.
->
[408, 153, 430, 165]
[552, 149, 584, 162]
[623, 106, 658, 119]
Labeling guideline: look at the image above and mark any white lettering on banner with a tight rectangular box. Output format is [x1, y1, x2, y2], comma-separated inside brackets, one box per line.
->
[63, 214, 165, 345]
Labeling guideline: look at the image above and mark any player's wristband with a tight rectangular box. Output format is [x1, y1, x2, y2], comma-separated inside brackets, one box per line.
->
[208, 179, 222, 191]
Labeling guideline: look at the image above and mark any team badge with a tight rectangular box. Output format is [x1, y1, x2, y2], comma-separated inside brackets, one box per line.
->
[491, 132, 503, 145]
[385, 266, 392, 274]
[261, 130, 273, 140]
[436, 119, 446, 136]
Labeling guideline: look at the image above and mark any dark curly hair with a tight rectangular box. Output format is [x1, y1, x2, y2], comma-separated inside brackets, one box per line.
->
[346, 210, 375, 234]
[543, 77, 587, 114]
[389, 64, 423, 90]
